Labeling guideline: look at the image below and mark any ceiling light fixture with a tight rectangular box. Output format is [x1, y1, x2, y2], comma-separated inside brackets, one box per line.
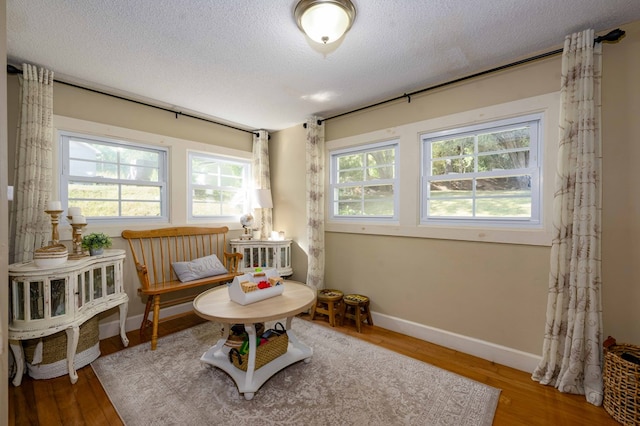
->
[294, 0, 356, 44]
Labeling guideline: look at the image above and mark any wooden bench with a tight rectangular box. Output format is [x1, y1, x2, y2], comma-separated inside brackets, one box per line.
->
[121, 226, 243, 350]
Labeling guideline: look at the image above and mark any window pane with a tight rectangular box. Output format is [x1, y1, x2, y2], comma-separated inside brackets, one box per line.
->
[338, 169, 364, 183]
[69, 159, 98, 177]
[337, 186, 361, 201]
[77, 201, 119, 217]
[367, 148, 394, 166]
[121, 160, 159, 182]
[193, 202, 220, 216]
[220, 175, 243, 188]
[337, 201, 362, 215]
[478, 152, 529, 171]
[193, 188, 220, 202]
[429, 179, 472, 198]
[221, 201, 244, 216]
[431, 136, 474, 158]
[363, 199, 394, 216]
[476, 198, 531, 217]
[121, 185, 160, 200]
[338, 153, 363, 170]
[431, 157, 473, 175]
[364, 184, 393, 200]
[366, 165, 394, 180]
[121, 201, 161, 217]
[476, 176, 531, 194]
[69, 182, 119, 200]
[478, 127, 530, 153]
[428, 199, 473, 217]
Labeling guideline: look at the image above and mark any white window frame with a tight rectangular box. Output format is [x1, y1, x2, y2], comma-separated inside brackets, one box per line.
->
[324, 92, 560, 246]
[420, 113, 542, 228]
[187, 151, 252, 221]
[329, 140, 399, 222]
[59, 131, 169, 224]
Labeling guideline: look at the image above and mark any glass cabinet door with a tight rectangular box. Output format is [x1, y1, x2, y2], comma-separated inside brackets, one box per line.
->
[266, 248, 274, 268]
[11, 280, 25, 321]
[106, 264, 116, 295]
[29, 281, 45, 320]
[50, 278, 67, 317]
[84, 270, 91, 303]
[93, 267, 103, 299]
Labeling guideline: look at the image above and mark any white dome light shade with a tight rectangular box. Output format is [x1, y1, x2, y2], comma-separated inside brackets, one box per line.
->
[295, 0, 356, 44]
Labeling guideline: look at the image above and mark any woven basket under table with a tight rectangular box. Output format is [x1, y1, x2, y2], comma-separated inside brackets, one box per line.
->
[603, 343, 640, 425]
[22, 316, 100, 380]
[228, 332, 288, 371]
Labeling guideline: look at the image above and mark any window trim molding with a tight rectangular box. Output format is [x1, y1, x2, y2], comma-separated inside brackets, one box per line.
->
[52, 115, 251, 240]
[59, 130, 170, 224]
[324, 92, 560, 246]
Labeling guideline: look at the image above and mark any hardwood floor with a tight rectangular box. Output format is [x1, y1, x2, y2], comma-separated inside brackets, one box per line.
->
[8, 313, 618, 425]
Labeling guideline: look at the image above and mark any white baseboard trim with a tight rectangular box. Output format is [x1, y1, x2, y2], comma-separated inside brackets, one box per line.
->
[99, 303, 540, 373]
[371, 312, 541, 374]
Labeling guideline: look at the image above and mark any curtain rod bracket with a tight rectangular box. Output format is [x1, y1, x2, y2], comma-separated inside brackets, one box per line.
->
[303, 120, 323, 129]
[405, 93, 411, 103]
[594, 28, 625, 46]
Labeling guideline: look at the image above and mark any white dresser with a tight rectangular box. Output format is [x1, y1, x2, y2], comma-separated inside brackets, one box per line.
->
[8, 249, 129, 386]
[230, 239, 293, 277]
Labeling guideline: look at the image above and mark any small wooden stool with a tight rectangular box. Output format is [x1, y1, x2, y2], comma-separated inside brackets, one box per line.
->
[340, 294, 373, 333]
[310, 289, 344, 327]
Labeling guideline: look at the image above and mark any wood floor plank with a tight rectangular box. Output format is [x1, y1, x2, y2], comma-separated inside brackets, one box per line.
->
[32, 379, 63, 425]
[8, 312, 619, 425]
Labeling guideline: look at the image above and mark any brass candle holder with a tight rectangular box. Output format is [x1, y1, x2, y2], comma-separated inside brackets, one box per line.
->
[44, 209, 64, 245]
[67, 216, 88, 259]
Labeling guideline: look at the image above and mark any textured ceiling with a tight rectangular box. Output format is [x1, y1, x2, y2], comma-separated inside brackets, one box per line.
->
[7, 1, 640, 132]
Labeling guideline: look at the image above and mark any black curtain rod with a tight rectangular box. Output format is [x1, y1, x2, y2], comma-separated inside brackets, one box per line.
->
[6, 64, 259, 137]
[317, 28, 625, 125]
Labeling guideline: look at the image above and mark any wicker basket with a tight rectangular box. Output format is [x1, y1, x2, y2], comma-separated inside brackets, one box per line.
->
[22, 316, 100, 380]
[228, 325, 288, 371]
[603, 343, 640, 425]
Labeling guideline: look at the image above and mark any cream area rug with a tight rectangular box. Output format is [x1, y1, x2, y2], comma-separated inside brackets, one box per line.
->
[92, 318, 500, 425]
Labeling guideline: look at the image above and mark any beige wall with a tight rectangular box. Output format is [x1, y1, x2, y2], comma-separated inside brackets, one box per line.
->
[270, 125, 309, 283]
[273, 21, 640, 356]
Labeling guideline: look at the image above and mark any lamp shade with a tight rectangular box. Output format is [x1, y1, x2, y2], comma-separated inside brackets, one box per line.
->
[295, 0, 356, 44]
[253, 189, 273, 209]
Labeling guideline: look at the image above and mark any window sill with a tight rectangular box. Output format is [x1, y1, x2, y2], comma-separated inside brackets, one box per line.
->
[325, 221, 552, 246]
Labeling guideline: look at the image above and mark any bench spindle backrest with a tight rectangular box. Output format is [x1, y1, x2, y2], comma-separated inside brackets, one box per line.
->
[122, 227, 229, 288]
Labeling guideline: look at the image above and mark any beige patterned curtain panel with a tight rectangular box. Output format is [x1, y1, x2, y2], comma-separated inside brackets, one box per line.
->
[532, 29, 604, 406]
[252, 130, 272, 240]
[9, 64, 55, 264]
[305, 116, 325, 290]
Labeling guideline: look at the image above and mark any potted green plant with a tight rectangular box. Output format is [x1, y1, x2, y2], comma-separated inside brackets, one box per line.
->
[82, 232, 112, 256]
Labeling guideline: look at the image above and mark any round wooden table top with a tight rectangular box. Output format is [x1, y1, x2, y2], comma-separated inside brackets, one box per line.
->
[193, 280, 316, 324]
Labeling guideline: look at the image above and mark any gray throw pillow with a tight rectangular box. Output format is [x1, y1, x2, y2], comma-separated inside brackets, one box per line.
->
[172, 254, 228, 282]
